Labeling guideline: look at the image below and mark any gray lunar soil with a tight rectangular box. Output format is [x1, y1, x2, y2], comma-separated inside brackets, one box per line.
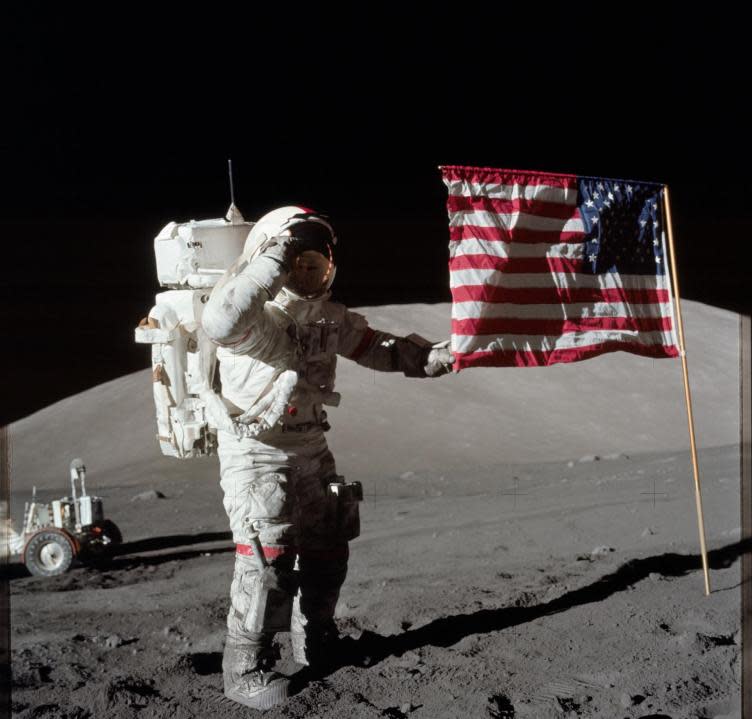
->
[6, 300, 743, 719]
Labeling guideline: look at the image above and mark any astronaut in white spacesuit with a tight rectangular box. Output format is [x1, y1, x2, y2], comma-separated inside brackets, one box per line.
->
[201, 206, 454, 710]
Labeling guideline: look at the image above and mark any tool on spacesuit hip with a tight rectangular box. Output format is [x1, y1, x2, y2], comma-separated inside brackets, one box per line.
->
[241, 521, 297, 634]
[328, 480, 363, 503]
[327, 479, 363, 542]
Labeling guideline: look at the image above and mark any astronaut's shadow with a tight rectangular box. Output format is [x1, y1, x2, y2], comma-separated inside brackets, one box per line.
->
[292, 539, 748, 690]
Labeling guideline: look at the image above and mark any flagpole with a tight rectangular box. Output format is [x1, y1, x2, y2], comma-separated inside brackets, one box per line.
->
[663, 185, 711, 596]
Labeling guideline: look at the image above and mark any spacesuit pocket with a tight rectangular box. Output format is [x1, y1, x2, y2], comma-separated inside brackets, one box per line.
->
[241, 566, 297, 634]
[242, 472, 290, 522]
[326, 479, 363, 542]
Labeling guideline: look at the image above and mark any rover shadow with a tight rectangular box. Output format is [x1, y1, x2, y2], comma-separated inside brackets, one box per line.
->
[3, 531, 235, 581]
[111, 531, 232, 556]
[102, 531, 235, 569]
[103, 544, 235, 571]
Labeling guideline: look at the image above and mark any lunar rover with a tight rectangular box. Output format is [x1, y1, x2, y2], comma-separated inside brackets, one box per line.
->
[3, 458, 122, 577]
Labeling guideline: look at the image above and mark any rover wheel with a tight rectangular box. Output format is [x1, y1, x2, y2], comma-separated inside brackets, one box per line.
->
[24, 530, 76, 577]
[99, 519, 123, 545]
[82, 520, 123, 565]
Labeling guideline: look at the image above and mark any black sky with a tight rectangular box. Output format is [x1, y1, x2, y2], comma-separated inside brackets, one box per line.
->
[2, 5, 749, 425]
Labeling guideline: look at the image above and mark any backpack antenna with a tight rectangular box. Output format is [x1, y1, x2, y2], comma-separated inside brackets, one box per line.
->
[228, 158, 236, 207]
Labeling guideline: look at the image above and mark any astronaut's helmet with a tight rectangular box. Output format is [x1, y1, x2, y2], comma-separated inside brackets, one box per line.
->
[243, 206, 337, 298]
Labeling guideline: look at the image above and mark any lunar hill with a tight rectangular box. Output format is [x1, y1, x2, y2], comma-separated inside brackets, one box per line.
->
[8, 300, 743, 718]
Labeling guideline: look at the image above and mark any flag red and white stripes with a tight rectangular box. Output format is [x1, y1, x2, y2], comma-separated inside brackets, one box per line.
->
[441, 166, 680, 370]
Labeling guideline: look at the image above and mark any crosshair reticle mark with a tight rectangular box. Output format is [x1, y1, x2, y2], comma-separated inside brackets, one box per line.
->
[499, 476, 529, 510]
[640, 478, 668, 508]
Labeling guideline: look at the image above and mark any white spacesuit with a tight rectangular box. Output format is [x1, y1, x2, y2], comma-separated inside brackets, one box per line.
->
[201, 206, 454, 710]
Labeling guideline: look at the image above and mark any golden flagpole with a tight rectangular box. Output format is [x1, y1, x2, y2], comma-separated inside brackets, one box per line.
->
[663, 185, 711, 595]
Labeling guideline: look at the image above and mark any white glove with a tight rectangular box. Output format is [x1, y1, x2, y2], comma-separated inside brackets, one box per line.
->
[199, 388, 241, 437]
[254, 233, 304, 272]
[234, 370, 298, 437]
[423, 340, 455, 378]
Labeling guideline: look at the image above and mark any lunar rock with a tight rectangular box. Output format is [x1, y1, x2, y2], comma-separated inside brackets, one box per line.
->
[131, 489, 166, 501]
[104, 634, 124, 649]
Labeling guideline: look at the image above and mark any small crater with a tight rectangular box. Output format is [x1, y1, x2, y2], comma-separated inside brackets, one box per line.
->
[104, 677, 160, 708]
[12, 662, 52, 688]
[556, 696, 580, 712]
[487, 693, 515, 718]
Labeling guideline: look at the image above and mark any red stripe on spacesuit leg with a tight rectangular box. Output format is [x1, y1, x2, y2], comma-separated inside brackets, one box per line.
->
[235, 544, 290, 560]
[347, 328, 376, 361]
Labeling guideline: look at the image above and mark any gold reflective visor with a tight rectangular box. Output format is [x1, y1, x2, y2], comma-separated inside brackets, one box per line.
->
[286, 250, 334, 297]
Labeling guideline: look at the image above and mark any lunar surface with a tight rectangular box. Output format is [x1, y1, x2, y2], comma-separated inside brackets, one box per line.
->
[7, 301, 743, 718]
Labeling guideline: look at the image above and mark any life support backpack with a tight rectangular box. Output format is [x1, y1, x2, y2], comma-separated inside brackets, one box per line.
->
[135, 204, 252, 458]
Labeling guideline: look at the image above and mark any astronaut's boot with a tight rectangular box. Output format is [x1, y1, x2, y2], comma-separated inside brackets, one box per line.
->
[222, 634, 289, 710]
[290, 547, 349, 668]
[291, 618, 342, 667]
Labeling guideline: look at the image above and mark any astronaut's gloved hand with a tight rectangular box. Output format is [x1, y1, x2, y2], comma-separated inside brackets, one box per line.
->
[423, 340, 456, 378]
[199, 388, 241, 437]
[255, 233, 304, 273]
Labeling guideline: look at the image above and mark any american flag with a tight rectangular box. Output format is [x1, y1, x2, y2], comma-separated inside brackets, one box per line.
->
[441, 166, 680, 370]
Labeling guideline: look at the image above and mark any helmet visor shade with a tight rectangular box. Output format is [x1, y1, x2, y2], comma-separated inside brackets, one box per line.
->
[289, 221, 334, 257]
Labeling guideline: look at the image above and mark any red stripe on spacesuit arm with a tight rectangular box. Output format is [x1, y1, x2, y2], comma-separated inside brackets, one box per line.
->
[210, 326, 252, 348]
[346, 327, 376, 361]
